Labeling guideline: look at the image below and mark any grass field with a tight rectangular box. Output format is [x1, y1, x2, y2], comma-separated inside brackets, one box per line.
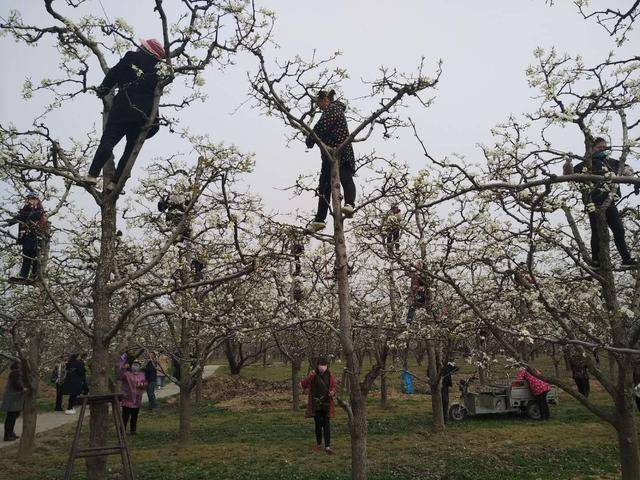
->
[0, 358, 625, 480]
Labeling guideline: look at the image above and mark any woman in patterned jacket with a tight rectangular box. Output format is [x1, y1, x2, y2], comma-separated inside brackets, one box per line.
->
[306, 90, 356, 232]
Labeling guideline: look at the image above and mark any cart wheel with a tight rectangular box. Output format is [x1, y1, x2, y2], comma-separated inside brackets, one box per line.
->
[449, 404, 467, 421]
[526, 402, 541, 420]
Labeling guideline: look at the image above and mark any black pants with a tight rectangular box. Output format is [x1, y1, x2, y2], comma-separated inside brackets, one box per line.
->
[588, 206, 631, 263]
[313, 410, 331, 447]
[636, 396, 640, 413]
[385, 228, 400, 250]
[89, 121, 147, 182]
[441, 387, 450, 422]
[122, 406, 140, 433]
[4, 411, 20, 440]
[68, 394, 78, 410]
[55, 383, 64, 411]
[574, 377, 590, 397]
[315, 157, 356, 222]
[535, 392, 550, 420]
[19, 236, 38, 278]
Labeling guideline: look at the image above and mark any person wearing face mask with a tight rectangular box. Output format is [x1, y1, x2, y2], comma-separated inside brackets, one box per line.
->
[5, 191, 48, 281]
[569, 137, 638, 267]
[305, 90, 357, 233]
[118, 357, 148, 435]
[300, 357, 337, 455]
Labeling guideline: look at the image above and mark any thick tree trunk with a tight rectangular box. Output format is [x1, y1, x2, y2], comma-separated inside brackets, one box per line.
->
[17, 333, 42, 460]
[349, 388, 368, 480]
[291, 358, 301, 410]
[194, 368, 203, 404]
[179, 316, 192, 444]
[380, 368, 388, 409]
[615, 391, 640, 480]
[87, 339, 110, 480]
[223, 339, 241, 375]
[427, 340, 445, 433]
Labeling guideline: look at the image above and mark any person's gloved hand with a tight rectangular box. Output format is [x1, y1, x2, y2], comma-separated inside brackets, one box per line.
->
[305, 136, 315, 149]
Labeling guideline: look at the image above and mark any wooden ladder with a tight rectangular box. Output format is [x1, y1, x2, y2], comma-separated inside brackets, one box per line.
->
[64, 393, 134, 480]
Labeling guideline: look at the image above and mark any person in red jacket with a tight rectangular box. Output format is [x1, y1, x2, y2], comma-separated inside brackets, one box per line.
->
[300, 357, 337, 454]
[516, 367, 551, 420]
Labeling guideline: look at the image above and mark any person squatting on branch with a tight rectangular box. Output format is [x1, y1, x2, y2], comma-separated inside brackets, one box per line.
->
[300, 357, 337, 455]
[306, 90, 357, 233]
[84, 39, 166, 190]
[5, 191, 48, 281]
[516, 367, 551, 421]
[568, 137, 638, 267]
[118, 357, 148, 435]
[2, 361, 24, 442]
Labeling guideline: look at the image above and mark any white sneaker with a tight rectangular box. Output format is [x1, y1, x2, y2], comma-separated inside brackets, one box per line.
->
[83, 175, 98, 185]
[65, 409, 76, 415]
[341, 204, 355, 216]
[309, 221, 326, 232]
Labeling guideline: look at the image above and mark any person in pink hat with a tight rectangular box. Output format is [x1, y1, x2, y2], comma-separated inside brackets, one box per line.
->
[84, 38, 166, 191]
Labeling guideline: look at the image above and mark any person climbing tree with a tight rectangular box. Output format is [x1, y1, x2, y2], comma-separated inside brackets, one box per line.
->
[301, 357, 337, 455]
[569, 137, 638, 267]
[158, 187, 191, 240]
[383, 205, 402, 253]
[406, 261, 428, 324]
[440, 361, 459, 423]
[191, 257, 205, 282]
[5, 191, 48, 282]
[84, 39, 166, 190]
[305, 90, 357, 232]
[569, 354, 590, 398]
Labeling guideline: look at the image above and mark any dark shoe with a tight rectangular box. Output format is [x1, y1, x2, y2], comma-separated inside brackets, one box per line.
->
[3, 436, 17, 442]
[622, 258, 638, 267]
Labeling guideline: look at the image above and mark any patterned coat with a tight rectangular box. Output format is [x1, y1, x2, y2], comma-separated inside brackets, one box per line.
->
[516, 368, 551, 397]
[306, 101, 355, 173]
[301, 370, 337, 418]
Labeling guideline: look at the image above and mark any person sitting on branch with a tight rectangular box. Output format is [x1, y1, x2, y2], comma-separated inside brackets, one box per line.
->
[305, 90, 357, 233]
[5, 191, 49, 282]
[568, 137, 638, 267]
[84, 39, 166, 190]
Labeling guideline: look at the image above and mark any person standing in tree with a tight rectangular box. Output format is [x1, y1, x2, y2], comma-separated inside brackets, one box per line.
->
[118, 358, 148, 435]
[51, 353, 68, 412]
[516, 367, 551, 420]
[5, 191, 48, 281]
[406, 261, 428, 324]
[440, 361, 459, 422]
[84, 39, 166, 190]
[568, 137, 638, 267]
[306, 90, 357, 232]
[62, 353, 86, 415]
[301, 357, 337, 455]
[383, 205, 402, 253]
[2, 361, 25, 442]
[144, 351, 158, 410]
[569, 354, 590, 398]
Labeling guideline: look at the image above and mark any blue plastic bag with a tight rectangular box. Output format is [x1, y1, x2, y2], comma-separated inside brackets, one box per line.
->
[401, 371, 414, 394]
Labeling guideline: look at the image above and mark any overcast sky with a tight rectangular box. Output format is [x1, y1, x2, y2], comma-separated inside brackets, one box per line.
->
[1, 1, 637, 222]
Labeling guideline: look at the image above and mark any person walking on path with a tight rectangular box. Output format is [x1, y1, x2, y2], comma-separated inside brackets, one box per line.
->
[144, 351, 158, 410]
[306, 90, 357, 233]
[51, 353, 68, 411]
[84, 39, 166, 189]
[62, 353, 86, 415]
[569, 355, 590, 398]
[2, 361, 25, 442]
[300, 357, 337, 455]
[516, 367, 551, 420]
[118, 358, 148, 435]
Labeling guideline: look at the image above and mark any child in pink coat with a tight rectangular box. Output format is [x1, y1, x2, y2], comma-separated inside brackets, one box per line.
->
[118, 358, 148, 434]
[516, 367, 551, 420]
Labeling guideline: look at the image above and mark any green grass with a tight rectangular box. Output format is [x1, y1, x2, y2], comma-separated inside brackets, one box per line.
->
[0, 358, 625, 480]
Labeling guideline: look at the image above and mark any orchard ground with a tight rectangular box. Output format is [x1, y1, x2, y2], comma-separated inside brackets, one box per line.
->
[0, 358, 624, 480]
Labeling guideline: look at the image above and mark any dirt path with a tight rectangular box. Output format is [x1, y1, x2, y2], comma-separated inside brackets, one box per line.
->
[0, 364, 220, 449]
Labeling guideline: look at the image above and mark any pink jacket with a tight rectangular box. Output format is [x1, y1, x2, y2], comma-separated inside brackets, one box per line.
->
[516, 368, 551, 396]
[118, 367, 147, 409]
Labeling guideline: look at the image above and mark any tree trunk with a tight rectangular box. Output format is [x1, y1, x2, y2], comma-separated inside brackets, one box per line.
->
[349, 387, 368, 480]
[380, 368, 388, 409]
[291, 358, 301, 411]
[179, 315, 192, 444]
[427, 340, 445, 433]
[615, 390, 640, 480]
[194, 368, 203, 404]
[224, 339, 241, 375]
[17, 332, 42, 460]
[87, 339, 110, 480]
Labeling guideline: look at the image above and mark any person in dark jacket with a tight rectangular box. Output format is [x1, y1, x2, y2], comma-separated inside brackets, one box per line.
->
[406, 261, 428, 324]
[569, 354, 590, 397]
[5, 191, 47, 280]
[306, 90, 357, 232]
[144, 351, 158, 410]
[300, 357, 337, 455]
[62, 354, 86, 414]
[441, 361, 459, 423]
[84, 39, 166, 189]
[570, 137, 638, 267]
[51, 353, 69, 411]
[2, 361, 25, 442]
